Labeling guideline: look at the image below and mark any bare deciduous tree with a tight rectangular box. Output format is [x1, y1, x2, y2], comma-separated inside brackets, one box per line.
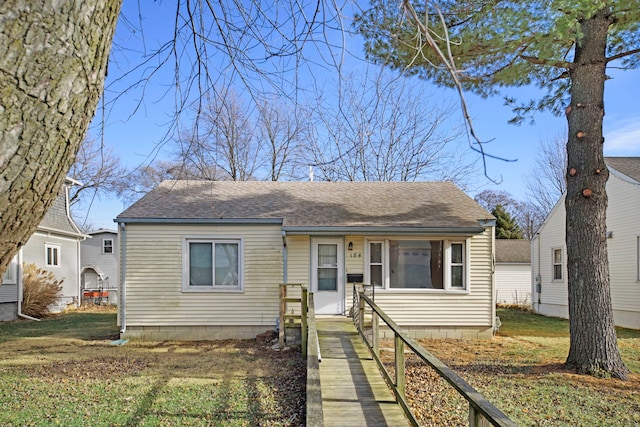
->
[526, 133, 568, 216]
[67, 137, 127, 229]
[308, 72, 473, 184]
[257, 101, 309, 181]
[114, 160, 191, 206]
[475, 189, 545, 240]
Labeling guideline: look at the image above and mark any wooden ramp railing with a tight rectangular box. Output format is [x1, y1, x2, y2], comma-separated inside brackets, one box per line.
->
[354, 291, 518, 427]
[278, 283, 307, 352]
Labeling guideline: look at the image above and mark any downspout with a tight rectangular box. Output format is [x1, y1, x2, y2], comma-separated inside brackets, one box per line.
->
[535, 232, 542, 310]
[281, 231, 287, 283]
[17, 249, 40, 321]
[119, 222, 127, 334]
[76, 237, 81, 307]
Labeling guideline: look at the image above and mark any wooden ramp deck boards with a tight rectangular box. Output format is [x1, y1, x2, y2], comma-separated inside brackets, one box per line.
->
[317, 317, 409, 427]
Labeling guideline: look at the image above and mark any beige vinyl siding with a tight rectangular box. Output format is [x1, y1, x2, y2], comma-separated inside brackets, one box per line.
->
[345, 236, 365, 305]
[285, 236, 310, 286]
[124, 224, 284, 327]
[363, 228, 494, 328]
[604, 175, 640, 324]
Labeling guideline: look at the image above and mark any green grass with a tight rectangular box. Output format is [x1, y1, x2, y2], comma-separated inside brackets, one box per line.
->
[414, 308, 640, 426]
[496, 307, 640, 338]
[0, 310, 305, 426]
[0, 311, 119, 343]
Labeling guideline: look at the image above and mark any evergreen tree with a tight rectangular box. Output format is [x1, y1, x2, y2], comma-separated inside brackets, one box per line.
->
[492, 204, 524, 239]
[356, 0, 636, 379]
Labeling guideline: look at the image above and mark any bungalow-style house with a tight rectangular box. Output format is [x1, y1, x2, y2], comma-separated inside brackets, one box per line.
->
[494, 240, 532, 305]
[81, 229, 119, 304]
[0, 178, 87, 320]
[115, 181, 497, 341]
[532, 157, 640, 329]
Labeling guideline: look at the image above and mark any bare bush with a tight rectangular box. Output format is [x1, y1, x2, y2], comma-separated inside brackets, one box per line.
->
[21, 263, 63, 319]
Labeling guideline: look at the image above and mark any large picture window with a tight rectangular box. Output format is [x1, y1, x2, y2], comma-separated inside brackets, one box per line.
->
[183, 238, 242, 291]
[368, 239, 467, 291]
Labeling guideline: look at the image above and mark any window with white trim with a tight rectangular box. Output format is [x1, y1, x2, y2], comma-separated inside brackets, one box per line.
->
[552, 248, 563, 281]
[102, 239, 114, 254]
[637, 237, 640, 281]
[2, 256, 18, 284]
[183, 238, 242, 291]
[369, 241, 384, 288]
[367, 239, 468, 290]
[45, 244, 60, 267]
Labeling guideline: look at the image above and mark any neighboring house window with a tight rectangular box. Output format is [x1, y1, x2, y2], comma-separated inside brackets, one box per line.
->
[183, 238, 242, 291]
[103, 239, 114, 254]
[45, 244, 61, 267]
[2, 256, 17, 284]
[552, 248, 563, 281]
[637, 237, 640, 281]
[368, 239, 468, 291]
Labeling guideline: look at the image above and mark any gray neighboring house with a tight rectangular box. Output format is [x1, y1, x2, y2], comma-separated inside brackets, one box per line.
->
[0, 178, 87, 320]
[81, 229, 119, 304]
[0, 254, 20, 321]
[494, 239, 532, 305]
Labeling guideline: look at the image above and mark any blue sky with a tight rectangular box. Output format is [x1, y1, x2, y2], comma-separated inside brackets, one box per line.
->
[81, 2, 640, 230]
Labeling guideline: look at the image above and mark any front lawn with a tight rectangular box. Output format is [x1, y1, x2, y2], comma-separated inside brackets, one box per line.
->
[403, 308, 640, 426]
[0, 309, 305, 426]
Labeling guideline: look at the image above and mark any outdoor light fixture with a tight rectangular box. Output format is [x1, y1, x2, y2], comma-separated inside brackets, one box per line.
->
[348, 241, 353, 251]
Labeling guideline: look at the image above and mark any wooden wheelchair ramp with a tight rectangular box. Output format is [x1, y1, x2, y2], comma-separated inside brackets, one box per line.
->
[317, 317, 409, 427]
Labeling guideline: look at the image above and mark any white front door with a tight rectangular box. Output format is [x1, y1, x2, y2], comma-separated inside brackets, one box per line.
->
[311, 238, 344, 315]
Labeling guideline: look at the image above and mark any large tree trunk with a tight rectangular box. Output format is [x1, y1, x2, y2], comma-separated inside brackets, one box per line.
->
[564, 7, 629, 379]
[0, 1, 122, 277]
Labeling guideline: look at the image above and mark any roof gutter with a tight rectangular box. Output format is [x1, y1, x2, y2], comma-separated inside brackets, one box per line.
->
[114, 218, 283, 225]
[281, 226, 487, 236]
[37, 225, 90, 240]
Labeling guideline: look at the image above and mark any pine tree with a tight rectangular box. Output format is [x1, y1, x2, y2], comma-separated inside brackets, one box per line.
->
[492, 205, 524, 239]
[356, 0, 637, 378]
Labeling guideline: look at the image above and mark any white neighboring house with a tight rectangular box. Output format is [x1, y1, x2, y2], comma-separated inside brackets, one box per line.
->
[494, 240, 531, 305]
[81, 229, 119, 304]
[532, 157, 640, 330]
[0, 178, 87, 320]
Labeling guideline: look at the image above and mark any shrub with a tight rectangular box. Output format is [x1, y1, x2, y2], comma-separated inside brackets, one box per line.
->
[21, 263, 63, 318]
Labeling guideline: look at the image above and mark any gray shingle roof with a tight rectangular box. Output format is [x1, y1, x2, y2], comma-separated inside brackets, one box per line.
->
[495, 239, 531, 263]
[117, 181, 493, 230]
[605, 157, 640, 182]
[39, 185, 82, 235]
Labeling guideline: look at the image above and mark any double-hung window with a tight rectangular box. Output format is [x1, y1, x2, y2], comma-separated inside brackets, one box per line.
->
[183, 238, 242, 292]
[103, 239, 114, 254]
[2, 256, 18, 284]
[552, 248, 563, 281]
[45, 244, 60, 267]
[367, 239, 468, 291]
[369, 241, 384, 288]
